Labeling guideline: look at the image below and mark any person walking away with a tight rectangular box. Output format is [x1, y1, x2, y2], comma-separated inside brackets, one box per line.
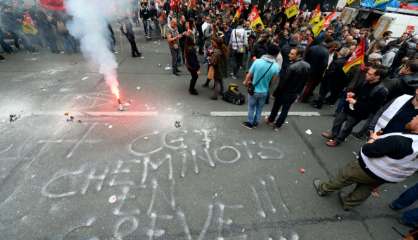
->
[120, 18, 142, 58]
[184, 34, 200, 95]
[266, 46, 310, 131]
[167, 19, 183, 75]
[229, 19, 248, 79]
[314, 116, 418, 211]
[242, 43, 281, 129]
[209, 37, 227, 100]
[321, 65, 388, 147]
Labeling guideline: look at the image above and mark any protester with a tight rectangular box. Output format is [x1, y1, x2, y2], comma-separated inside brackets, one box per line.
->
[229, 19, 248, 79]
[167, 19, 183, 76]
[321, 65, 388, 147]
[120, 18, 142, 58]
[266, 46, 310, 130]
[184, 34, 200, 95]
[314, 115, 418, 211]
[242, 43, 280, 129]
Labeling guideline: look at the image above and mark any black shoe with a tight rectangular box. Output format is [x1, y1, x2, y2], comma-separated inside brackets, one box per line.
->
[389, 202, 403, 211]
[173, 72, 180, 76]
[253, 122, 258, 128]
[241, 122, 253, 129]
[210, 96, 218, 100]
[0, 55, 4, 61]
[202, 82, 209, 88]
[311, 102, 323, 109]
[189, 89, 198, 95]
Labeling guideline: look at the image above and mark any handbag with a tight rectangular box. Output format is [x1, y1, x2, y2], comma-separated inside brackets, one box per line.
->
[207, 66, 215, 81]
[248, 61, 274, 96]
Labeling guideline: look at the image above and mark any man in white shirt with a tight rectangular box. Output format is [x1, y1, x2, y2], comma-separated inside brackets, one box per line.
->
[229, 19, 248, 79]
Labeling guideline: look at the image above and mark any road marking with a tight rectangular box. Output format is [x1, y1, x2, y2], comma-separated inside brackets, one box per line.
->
[66, 123, 97, 159]
[26, 111, 159, 117]
[210, 111, 320, 117]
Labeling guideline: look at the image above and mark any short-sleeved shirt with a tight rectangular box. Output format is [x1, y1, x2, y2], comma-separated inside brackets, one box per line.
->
[249, 58, 280, 93]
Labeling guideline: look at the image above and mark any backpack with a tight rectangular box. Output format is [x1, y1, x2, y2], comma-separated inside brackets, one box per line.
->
[223, 84, 246, 105]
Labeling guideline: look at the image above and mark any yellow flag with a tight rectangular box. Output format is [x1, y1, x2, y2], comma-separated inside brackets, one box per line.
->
[285, 4, 299, 19]
[312, 18, 324, 37]
[375, 0, 390, 5]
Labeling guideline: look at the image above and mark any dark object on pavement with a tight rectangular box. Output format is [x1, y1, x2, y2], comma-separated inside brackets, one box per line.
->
[223, 84, 245, 105]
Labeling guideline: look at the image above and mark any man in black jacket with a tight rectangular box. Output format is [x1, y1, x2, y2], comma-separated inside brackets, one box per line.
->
[322, 65, 388, 147]
[312, 47, 350, 109]
[299, 41, 330, 103]
[120, 18, 142, 58]
[140, 2, 151, 39]
[385, 59, 418, 102]
[265, 46, 310, 131]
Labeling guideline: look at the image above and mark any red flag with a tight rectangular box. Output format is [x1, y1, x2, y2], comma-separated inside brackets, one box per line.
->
[39, 0, 65, 11]
[343, 38, 366, 73]
[323, 11, 337, 29]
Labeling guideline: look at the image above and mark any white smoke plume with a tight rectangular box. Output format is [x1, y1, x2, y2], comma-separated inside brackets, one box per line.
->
[65, 0, 131, 99]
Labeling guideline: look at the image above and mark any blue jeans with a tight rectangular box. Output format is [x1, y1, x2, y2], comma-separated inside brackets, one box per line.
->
[248, 92, 268, 125]
[391, 182, 418, 226]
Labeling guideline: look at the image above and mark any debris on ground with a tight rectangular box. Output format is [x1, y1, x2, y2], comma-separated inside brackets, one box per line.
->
[305, 129, 312, 135]
[175, 121, 182, 128]
[299, 168, 305, 174]
[136, 86, 141, 91]
[66, 116, 75, 122]
[108, 195, 117, 204]
[9, 114, 19, 123]
[108, 125, 113, 129]
[81, 76, 89, 81]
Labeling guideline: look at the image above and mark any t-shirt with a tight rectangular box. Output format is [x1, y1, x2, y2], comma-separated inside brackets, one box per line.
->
[249, 58, 280, 93]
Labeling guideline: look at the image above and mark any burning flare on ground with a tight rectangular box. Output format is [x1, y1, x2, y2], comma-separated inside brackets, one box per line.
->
[106, 72, 120, 100]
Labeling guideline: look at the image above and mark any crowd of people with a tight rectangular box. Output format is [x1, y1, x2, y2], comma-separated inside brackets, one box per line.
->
[1, 0, 418, 234]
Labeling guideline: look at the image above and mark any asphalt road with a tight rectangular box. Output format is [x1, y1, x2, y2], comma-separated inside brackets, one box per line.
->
[0, 28, 416, 240]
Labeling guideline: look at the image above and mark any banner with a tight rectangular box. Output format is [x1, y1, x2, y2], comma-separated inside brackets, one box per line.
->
[39, 0, 65, 11]
[343, 38, 366, 73]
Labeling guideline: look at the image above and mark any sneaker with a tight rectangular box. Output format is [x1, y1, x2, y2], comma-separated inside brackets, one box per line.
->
[241, 122, 253, 129]
[313, 179, 327, 197]
[189, 89, 198, 95]
[253, 122, 258, 128]
[321, 131, 334, 139]
[210, 96, 218, 100]
[326, 139, 339, 147]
